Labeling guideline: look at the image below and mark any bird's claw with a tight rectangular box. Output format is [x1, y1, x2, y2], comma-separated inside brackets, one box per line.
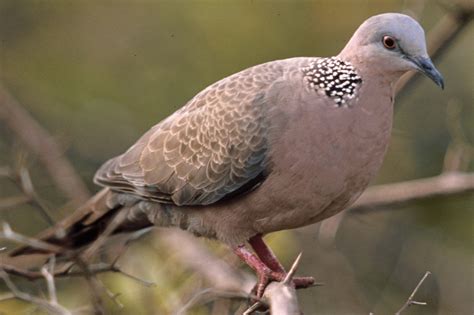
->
[252, 267, 315, 298]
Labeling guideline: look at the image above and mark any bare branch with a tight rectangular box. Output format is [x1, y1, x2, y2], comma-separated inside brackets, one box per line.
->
[262, 253, 304, 315]
[0, 222, 62, 254]
[0, 269, 71, 315]
[352, 172, 474, 210]
[41, 256, 58, 305]
[0, 85, 90, 205]
[319, 172, 474, 245]
[17, 166, 55, 226]
[176, 288, 250, 315]
[0, 292, 15, 302]
[262, 282, 299, 315]
[0, 225, 154, 291]
[242, 301, 264, 315]
[0, 166, 12, 177]
[395, 271, 431, 315]
[0, 194, 31, 211]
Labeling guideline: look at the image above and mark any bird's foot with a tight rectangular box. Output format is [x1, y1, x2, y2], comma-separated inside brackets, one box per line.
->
[252, 269, 315, 298]
[233, 243, 315, 298]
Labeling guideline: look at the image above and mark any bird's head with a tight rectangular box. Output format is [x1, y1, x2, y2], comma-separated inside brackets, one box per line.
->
[339, 13, 444, 89]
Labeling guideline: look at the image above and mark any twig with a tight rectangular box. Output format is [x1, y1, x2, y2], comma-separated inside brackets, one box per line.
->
[0, 195, 31, 211]
[352, 172, 474, 210]
[242, 301, 264, 315]
[0, 85, 90, 205]
[95, 279, 124, 309]
[0, 224, 154, 291]
[176, 288, 250, 315]
[0, 269, 72, 315]
[16, 166, 55, 226]
[0, 292, 15, 302]
[319, 172, 474, 245]
[72, 256, 106, 315]
[41, 256, 58, 305]
[395, 271, 431, 314]
[0, 222, 62, 254]
[0, 166, 12, 177]
[0, 260, 154, 285]
[0, 163, 55, 225]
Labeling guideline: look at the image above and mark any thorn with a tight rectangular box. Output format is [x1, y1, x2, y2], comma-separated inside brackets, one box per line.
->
[243, 301, 263, 315]
[283, 252, 302, 285]
[309, 282, 325, 287]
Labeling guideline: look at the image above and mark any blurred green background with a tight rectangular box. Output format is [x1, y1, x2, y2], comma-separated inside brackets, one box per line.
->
[0, 1, 472, 314]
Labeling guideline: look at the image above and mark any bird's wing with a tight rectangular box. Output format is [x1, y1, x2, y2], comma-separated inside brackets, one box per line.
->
[94, 61, 286, 206]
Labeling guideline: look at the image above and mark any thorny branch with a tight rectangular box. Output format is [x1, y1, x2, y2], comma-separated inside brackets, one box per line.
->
[243, 253, 304, 315]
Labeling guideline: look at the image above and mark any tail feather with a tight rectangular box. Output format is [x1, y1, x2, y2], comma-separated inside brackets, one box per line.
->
[9, 189, 123, 257]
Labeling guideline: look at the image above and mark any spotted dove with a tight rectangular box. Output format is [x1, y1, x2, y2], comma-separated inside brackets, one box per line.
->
[11, 13, 444, 297]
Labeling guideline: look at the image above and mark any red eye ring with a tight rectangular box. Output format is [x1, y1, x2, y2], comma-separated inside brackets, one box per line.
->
[382, 36, 396, 50]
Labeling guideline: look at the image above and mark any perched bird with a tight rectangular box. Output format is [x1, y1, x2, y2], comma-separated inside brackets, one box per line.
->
[10, 13, 443, 297]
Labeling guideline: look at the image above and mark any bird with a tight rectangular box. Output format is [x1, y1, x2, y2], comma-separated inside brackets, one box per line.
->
[9, 13, 443, 298]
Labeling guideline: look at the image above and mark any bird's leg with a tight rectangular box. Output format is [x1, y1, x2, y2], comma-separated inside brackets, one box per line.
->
[233, 244, 284, 298]
[248, 234, 315, 289]
[248, 234, 285, 273]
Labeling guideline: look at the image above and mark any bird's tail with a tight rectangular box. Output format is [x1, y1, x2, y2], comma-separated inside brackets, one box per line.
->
[7, 188, 147, 259]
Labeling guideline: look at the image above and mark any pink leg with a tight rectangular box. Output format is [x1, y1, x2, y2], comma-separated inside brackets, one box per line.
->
[248, 234, 315, 289]
[233, 244, 286, 298]
[248, 234, 285, 273]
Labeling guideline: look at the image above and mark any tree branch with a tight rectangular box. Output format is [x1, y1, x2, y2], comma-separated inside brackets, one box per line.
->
[0, 85, 90, 205]
[319, 172, 474, 245]
[395, 271, 431, 315]
[353, 172, 474, 210]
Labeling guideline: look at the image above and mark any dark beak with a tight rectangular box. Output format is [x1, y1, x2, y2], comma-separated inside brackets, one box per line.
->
[409, 56, 444, 89]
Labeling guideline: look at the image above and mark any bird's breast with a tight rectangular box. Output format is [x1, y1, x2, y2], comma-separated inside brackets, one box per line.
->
[251, 81, 394, 232]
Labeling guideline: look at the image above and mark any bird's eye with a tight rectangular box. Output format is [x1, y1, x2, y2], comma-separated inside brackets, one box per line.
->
[382, 36, 397, 50]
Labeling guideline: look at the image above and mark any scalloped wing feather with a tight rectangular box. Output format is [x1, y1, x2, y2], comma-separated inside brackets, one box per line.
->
[94, 61, 285, 206]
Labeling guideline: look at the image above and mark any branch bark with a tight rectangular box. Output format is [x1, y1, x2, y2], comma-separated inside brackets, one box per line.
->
[319, 172, 474, 245]
[352, 172, 474, 210]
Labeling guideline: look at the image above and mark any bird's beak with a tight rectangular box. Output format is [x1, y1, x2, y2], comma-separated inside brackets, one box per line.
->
[408, 56, 444, 89]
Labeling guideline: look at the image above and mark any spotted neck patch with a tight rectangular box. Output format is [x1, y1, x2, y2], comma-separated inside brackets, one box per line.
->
[302, 57, 362, 107]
